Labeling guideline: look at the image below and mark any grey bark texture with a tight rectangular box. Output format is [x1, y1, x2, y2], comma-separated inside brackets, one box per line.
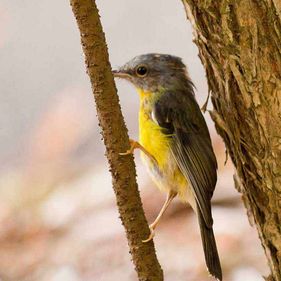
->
[182, 1, 281, 280]
[69, 1, 163, 280]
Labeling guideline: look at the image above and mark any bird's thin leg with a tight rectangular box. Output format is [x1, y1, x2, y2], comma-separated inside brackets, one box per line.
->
[119, 139, 157, 164]
[142, 191, 177, 243]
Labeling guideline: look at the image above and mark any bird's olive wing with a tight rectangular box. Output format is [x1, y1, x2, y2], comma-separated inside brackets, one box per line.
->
[154, 91, 217, 227]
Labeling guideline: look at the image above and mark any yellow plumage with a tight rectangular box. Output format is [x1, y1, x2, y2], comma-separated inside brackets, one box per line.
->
[138, 89, 170, 168]
[137, 89, 192, 203]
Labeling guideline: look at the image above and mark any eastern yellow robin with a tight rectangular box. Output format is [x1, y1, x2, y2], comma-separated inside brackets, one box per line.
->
[113, 53, 222, 280]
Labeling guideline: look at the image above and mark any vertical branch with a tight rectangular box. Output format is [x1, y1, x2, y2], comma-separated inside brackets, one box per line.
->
[69, 1, 163, 280]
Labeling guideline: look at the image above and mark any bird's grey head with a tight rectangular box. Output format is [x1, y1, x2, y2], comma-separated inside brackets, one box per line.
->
[113, 53, 193, 92]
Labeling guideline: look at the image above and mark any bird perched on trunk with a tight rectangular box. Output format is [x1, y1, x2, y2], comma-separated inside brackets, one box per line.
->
[113, 53, 222, 281]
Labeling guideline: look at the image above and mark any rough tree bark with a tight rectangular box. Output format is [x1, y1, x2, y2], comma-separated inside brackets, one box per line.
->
[182, 1, 281, 280]
[69, 1, 163, 280]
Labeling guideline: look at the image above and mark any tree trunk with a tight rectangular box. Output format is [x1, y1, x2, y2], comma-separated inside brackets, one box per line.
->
[69, 1, 163, 280]
[181, 1, 281, 280]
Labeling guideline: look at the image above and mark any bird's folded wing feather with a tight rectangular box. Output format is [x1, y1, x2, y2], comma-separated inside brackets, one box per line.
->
[153, 91, 217, 227]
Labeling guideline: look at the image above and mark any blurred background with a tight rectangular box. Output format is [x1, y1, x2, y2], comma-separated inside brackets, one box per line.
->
[0, 1, 268, 280]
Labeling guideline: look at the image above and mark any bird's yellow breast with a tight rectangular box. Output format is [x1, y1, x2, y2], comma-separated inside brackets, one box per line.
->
[138, 89, 170, 169]
[137, 89, 191, 202]
[139, 110, 170, 168]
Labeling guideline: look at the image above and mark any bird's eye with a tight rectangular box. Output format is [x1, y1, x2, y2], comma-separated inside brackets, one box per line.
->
[136, 65, 148, 77]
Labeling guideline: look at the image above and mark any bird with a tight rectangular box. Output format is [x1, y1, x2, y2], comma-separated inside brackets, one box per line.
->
[113, 53, 222, 281]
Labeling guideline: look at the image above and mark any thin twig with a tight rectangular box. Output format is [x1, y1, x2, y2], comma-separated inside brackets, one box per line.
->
[69, 1, 163, 280]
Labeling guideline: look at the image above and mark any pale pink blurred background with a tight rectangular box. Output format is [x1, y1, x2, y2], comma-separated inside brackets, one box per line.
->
[0, 1, 268, 280]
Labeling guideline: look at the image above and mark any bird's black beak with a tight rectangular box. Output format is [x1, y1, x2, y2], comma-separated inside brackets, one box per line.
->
[112, 69, 130, 79]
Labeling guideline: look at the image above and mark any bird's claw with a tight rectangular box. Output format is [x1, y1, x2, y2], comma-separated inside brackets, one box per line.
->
[119, 139, 136, 156]
[119, 150, 132, 156]
[142, 226, 155, 243]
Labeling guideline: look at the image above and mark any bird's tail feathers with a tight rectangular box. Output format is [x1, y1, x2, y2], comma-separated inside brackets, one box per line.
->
[197, 206, 222, 281]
